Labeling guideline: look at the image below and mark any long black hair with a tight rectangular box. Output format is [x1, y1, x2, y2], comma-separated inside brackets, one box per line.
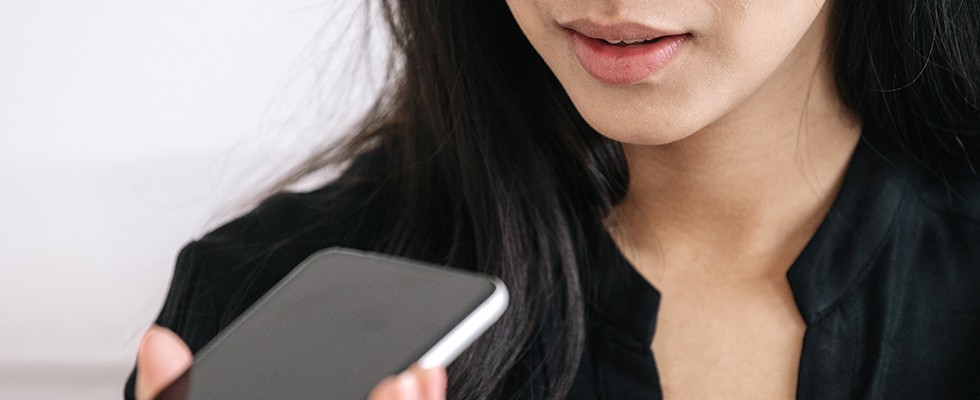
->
[271, 0, 980, 398]
[833, 0, 980, 169]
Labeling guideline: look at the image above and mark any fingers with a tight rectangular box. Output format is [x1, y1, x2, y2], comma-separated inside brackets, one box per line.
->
[133, 326, 446, 400]
[413, 366, 447, 400]
[135, 325, 193, 400]
[367, 365, 447, 400]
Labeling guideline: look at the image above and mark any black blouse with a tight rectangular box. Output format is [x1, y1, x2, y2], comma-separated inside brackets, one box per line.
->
[126, 136, 980, 399]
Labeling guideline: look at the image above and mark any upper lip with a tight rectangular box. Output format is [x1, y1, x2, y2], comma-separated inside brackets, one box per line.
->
[560, 19, 681, 42]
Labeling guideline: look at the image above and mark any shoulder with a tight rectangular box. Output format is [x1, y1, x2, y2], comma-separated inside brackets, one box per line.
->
[899, 145, 980, 269]
[914, 156, 980, 223]
[154, 152, 394, 351]
[844, 136, 980, 304]
[887, 145, 980, 297]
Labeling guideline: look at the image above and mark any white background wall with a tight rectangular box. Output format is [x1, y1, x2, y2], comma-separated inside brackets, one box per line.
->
[0, 1, 387, 398]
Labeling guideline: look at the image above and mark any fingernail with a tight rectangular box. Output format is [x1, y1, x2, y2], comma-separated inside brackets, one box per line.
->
[397, 371, 419, 395]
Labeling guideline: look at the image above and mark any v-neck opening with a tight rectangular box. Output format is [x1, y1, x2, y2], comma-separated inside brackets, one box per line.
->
[582, 135, 915, 400]
[589, 135, 913, 341]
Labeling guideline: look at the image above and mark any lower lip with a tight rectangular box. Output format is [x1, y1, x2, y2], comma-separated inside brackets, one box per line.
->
[568, 31, 690, 85]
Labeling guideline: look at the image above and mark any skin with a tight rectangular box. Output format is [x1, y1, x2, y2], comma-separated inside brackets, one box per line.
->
[135, 327, 192, 400]
[505, 0, 859, 398]
[139, 0, 861, 398]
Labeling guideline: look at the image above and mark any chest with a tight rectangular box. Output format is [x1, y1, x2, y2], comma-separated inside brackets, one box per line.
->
[650, 275, 805, 399]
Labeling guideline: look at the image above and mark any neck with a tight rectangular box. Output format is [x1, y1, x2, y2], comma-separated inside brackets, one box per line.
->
[610, 18, 860, 279]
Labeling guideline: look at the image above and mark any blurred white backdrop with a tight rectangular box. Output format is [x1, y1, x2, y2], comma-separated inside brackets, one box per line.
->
[0, 1, 388, 398]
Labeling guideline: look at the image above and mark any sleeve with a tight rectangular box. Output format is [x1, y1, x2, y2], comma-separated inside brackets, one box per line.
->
[121, 154, 390, 399]
[123, 241, 220, 400]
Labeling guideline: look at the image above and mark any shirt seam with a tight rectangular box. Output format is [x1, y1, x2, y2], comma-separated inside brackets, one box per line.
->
[806, 171, 914, 327]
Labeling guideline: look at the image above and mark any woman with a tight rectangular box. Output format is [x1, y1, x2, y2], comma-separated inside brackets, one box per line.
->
[128, 0, 980, 398]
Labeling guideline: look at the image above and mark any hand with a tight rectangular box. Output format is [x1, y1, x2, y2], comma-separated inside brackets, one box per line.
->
[135, 325, 193, 400]
[135, 324, 447, 400]
[367, 365, 447, 400]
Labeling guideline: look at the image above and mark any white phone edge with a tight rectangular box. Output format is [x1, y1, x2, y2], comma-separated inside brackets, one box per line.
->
[416, 278, 509, 369]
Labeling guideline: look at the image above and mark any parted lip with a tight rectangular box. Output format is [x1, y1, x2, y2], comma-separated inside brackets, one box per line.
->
[560, 19, 682, 42]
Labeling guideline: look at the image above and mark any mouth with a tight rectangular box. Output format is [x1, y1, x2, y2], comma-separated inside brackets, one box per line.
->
[560, 19, 690, 85]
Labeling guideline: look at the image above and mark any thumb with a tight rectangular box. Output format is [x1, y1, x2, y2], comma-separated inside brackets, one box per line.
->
[135, 325, 193, 400]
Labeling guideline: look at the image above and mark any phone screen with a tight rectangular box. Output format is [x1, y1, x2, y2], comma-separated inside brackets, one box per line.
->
[155, 248, 507, 400]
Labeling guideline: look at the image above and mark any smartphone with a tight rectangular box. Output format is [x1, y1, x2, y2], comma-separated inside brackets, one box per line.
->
[155, 247, 508, 400]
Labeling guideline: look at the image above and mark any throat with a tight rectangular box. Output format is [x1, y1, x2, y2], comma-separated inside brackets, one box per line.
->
[608, 121, 861, 277]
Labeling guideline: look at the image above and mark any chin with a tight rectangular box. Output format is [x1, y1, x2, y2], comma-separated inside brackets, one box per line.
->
[578, 109, 701, 146]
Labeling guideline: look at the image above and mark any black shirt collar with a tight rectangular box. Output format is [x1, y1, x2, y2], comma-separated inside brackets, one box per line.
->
[786, 137, 913, 324]
[590, 230, 662, 344]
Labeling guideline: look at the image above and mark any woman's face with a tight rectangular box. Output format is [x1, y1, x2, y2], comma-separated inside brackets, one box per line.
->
[505, 0, 832, 145]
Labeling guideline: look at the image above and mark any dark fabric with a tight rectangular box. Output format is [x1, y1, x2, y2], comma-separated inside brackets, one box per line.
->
[125, 136, 980, 399]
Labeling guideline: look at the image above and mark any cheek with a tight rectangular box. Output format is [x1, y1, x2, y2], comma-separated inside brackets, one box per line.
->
[709, 0, 823, 75]
[505, 0, 552, 49]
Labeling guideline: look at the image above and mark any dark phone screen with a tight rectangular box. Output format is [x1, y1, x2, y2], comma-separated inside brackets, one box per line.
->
[155, 248, 499, 400]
